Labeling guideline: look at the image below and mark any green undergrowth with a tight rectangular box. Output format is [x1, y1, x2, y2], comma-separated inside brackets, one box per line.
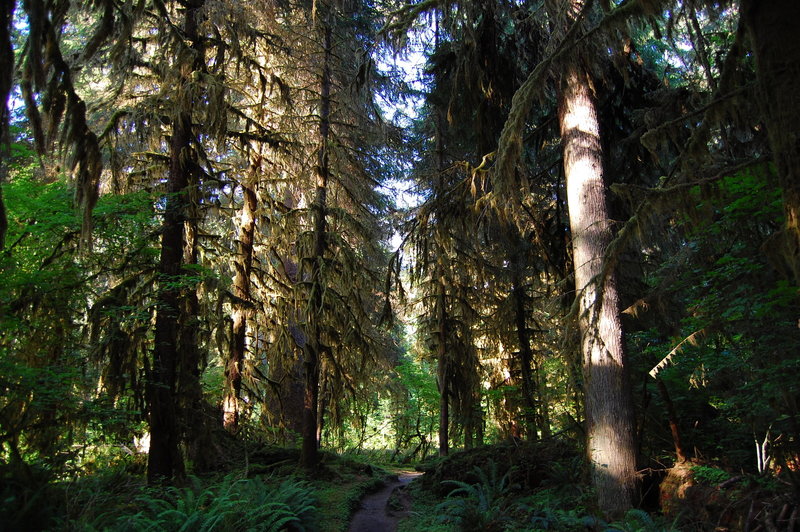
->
[398, 441, 682, 532]
[0, 444, 393, 531]
[399, 442, 797, 531]
[86, 473, 318, 531]
[313, 455, 392, 532]
[398, 481, 457, 532]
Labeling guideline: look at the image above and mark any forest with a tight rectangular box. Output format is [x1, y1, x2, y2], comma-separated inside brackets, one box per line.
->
[1, 0, 799, 530]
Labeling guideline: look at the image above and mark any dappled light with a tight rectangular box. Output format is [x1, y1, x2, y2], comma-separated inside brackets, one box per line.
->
[1, 0, 799, 530]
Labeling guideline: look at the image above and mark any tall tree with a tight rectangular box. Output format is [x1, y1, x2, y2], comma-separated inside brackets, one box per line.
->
[223, 163, 259, 431]
[148, 0, 205, 483]
[550, 0, 638, 515]
[300, 7, 333, 470]
[559, 59, 637, 516]
[740, 0, 800, 286]
[0, 0, 14, 250]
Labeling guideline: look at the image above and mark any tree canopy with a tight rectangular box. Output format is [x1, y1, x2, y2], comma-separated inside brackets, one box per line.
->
[1, 0, 799, 528]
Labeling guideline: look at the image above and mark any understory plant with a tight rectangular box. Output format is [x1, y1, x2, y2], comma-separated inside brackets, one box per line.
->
[435, 461, 518, 531]
[84, 474, 318, 531]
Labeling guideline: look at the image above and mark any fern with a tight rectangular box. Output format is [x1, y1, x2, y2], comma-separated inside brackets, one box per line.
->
[605, 508, 678, 532]
[86, 473, 318, 531]
[435, 461, 517, 531]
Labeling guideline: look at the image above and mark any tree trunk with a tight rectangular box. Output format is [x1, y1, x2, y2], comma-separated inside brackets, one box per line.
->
[316, 369, 328, 445]
[301, 15, 332, 471]
[147, 1, 202, 484]
[437, 281, 449, 457]
[464, 409, 474, 450]
[0, 0, 13, 250]
[537, 370, 552, 438]
[223, 173, 258, 431]
[741, 0, 800, 285]
[269, 354, 305, 443]
[511, 259, 539, 438]
[433, 12, 450, 457]
[180, 204, 213, 471]
[148, 108, 191, 484]
[559, 61, 638, 517]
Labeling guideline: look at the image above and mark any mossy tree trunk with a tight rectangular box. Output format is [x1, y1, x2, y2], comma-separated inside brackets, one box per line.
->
[148, 108, 192, 484]
[510, 247, 539, 438]
[301, 14, 332, 471]
[436, 280, 450, 457]
[147, 0, 202, 484]
[0, 0, 13, 250]
[224, 169, 258, 431]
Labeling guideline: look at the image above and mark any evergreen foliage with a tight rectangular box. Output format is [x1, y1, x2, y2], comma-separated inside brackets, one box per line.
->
[1, 0, 799, 528]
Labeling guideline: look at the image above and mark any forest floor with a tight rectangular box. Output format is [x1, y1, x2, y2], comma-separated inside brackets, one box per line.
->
[347, 470, 421, 532]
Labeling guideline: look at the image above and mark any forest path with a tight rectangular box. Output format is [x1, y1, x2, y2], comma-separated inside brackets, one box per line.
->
[347, 470, 422, 532]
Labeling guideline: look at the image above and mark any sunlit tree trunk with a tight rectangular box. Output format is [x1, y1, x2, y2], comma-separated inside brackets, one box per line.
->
[316, 367, 328, 445]
[741, 0, 800, 285]
[301, 14, 332, 471]
[223, 170, 258, 431]
[558, 60, 638, 517]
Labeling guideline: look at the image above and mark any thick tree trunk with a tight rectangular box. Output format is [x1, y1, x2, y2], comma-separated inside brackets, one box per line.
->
[559, 62, 638, 517]
[464, 410, 474, 450]
[269, 354, 306, 443]
[316, 369, 328, 445]
[741, 0, 800, 285]
[301, 17, 332, 471]
[223, 176, 257, 431]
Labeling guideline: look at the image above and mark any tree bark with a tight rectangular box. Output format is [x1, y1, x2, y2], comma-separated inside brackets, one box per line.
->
[148, 108, 191, 484]
[511, 258, 539, 438]
[0, 0, 14, 250]
[269, 354, 305, 443]
[434, 13, 450, 456]
[147, 1, 202, 484]
[301, 15, 332, 471]
[741, 0, 800, 286]
[437, 281, 449, 456]
[223, 173, 258, 431]
[559, 61, 638, 517]
[178, 183, 215, 471]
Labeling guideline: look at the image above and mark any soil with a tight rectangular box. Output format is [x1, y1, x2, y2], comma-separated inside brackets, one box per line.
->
[347, 471, 422, 532]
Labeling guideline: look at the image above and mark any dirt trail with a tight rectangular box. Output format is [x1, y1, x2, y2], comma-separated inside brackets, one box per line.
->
[347, 471, 422, 532]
